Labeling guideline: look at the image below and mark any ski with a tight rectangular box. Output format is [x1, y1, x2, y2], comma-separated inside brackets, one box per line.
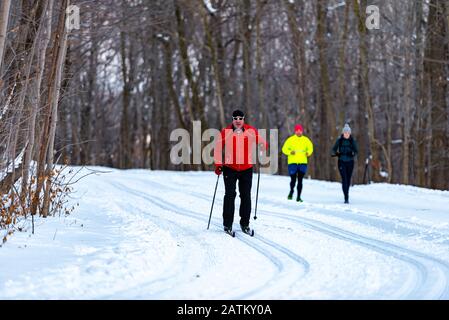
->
[225, 230, 236, 237]
[242, 228, 255, 237]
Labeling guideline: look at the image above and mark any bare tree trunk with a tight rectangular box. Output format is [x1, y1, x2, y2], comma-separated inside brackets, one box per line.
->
[425, 0, 448, 190]
[41, 0, 69, 217]
[80, 40, 97, 165]
[412, 0, 426, 187]
[2, 0, 48, 208]
[201, 8, 226, 128]
[21, 0, 52, 204]
[385, 112, 392, 184]
[316, 0, 334, 180]
[0, 0, 11, 71]
[337, 1, 350, 126]
[119, 30, 131, 169]
[379, 35, 394, 184]
[285, 0, 308, 132]
[175, 0, 208, 129]
[241, 0, 252, 122]
[255, 1, 268, 129]
[402, 37, 412, 185]
[158, 36, 187, 130]
[31, 0, 68, 217]
[353, 0, 378, 181]
[228, 19, 241, 97]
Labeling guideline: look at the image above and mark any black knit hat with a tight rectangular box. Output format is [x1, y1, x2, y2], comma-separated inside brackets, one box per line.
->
[232, 109, 245, 118]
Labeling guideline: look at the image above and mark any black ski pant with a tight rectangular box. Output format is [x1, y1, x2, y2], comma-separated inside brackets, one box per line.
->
[338, 159, 354, 201]
[222, 166, 253, 229]
[290, 171, 305, 197]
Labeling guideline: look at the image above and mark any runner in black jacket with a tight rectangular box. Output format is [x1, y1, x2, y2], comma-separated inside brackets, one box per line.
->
[331, 124, 358, 204]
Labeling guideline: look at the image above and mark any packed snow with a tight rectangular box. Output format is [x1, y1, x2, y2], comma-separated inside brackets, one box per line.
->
[1, 167, 449, 299]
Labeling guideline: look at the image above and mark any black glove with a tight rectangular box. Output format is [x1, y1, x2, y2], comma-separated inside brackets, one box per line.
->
[332, 151, 340, 157]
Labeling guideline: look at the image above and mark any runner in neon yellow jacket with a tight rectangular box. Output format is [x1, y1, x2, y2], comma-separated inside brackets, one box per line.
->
[281, 124, 314, 202]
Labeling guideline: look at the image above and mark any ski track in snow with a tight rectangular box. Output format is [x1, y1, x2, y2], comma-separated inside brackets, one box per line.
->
[1, 169, 449, 299]
[118, 173, 449, 299]
[108, 180, 310, 299]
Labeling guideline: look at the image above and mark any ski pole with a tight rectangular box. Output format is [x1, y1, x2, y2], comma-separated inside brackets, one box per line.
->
[254, 143, 261, 220]
[207, 174, 220, 230]
[254, 165, 260, 220]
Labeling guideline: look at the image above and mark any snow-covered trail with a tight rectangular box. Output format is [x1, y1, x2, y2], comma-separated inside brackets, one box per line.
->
[1, 168, 449, 299]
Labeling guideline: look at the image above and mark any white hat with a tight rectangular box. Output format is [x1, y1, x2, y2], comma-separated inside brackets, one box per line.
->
[342, 124, 351, 134]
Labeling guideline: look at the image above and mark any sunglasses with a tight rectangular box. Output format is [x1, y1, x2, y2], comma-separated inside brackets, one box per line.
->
[232, 116, 244, 121]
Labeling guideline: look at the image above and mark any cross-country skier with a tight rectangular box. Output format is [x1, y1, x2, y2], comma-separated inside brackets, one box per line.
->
[214, 110, 268, 235]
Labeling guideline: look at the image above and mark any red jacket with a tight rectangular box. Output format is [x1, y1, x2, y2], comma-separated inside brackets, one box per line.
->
[214, 124, 268, 171]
